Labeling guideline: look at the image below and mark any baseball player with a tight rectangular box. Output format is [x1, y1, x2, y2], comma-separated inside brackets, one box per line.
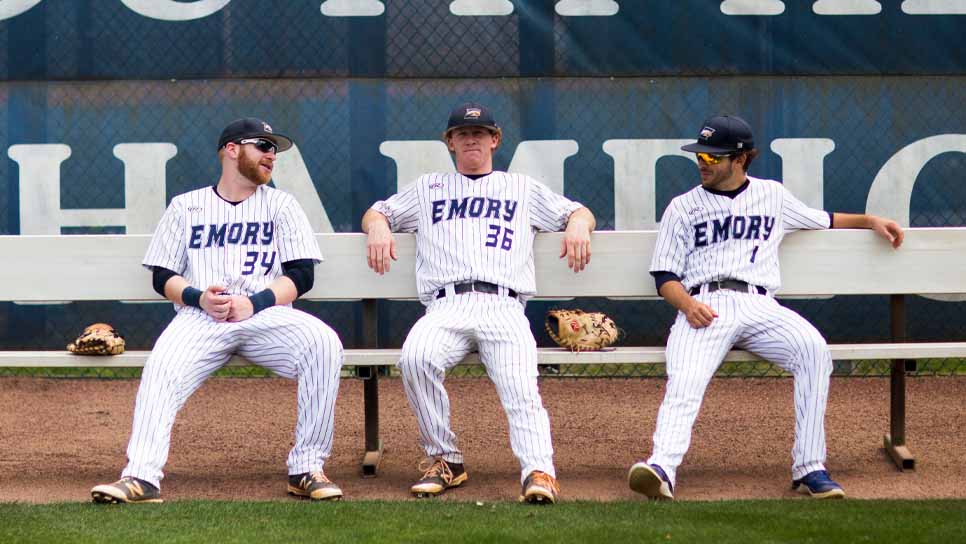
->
[362, 103, 596, 504]
[91, 118, 344, 503]
[629, 115, 904, 500]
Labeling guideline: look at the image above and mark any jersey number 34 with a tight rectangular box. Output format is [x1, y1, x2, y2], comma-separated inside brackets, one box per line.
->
[242, 251, 277, 275]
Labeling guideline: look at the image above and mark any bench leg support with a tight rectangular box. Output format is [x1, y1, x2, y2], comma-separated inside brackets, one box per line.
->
[883, 358, 915, 471]
[885, 296, 915, 472]
[361, 367, 384, 477]
[883, 434, 915, 471]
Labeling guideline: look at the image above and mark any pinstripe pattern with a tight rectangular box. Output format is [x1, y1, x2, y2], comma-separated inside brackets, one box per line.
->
[399, 293, 553, 483]
[372, 171, 581, 304]
[650, 176, 829, 292]
[647, 176, 834, 487]
[143, 185, 322, 298]
[120, 185, 342, 489]
[374, 170, 578, 483]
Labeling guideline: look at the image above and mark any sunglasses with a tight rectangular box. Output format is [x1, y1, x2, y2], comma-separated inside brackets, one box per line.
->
[695, 152, 734, 165]
[236, 138, 277, 154]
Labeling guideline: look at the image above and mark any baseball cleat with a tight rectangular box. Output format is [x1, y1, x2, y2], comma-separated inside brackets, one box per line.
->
[410, 458, 467, 498]
[288, 471, 343, 501]
[91, 476, 163, 504]
[628, 462, 674, 500]
[792, 470, 845, 499]
[519, 471, 560, 505]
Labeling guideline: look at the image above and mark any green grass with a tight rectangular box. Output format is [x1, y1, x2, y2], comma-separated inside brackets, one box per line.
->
[1, 500, 964, 543]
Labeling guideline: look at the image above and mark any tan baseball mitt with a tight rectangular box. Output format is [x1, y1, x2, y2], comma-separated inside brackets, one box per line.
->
[545, 309, 619, 352]
[67, 323, 125, 355]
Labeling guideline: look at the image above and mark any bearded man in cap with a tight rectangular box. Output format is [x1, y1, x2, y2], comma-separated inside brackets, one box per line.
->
[91, 118, 345, 503]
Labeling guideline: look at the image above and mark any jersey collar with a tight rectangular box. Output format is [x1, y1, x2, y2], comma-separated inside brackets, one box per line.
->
[702, 178, 750, 199]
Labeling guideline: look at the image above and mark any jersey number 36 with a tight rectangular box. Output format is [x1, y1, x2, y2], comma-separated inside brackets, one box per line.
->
[485, 225, 514, 251]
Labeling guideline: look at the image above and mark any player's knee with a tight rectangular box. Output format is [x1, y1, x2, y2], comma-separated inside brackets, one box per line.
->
[797, 335, 832, 373]
[397, 350, 427, 377]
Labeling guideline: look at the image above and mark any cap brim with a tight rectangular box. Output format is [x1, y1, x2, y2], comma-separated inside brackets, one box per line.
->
[680, 142, 737, 154]
[444, 123, 499, 136]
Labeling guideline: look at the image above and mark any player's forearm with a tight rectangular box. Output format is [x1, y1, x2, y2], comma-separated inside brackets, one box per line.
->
[567, 207, 596, 232]
[657, 280, 694, 312]
[162, 275, 191, 305]
[832, 212, 887, 229]
[265, 276, 298, 306]
[361, 208, 390, 233]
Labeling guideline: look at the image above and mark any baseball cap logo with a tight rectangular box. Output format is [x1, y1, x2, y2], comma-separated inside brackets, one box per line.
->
[464, 108, 482, 120]
[699, 127, 715, 140]
[262, 122, 273, 133]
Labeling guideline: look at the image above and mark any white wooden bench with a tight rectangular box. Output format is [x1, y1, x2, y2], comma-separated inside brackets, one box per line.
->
[2, 229, 965, 475]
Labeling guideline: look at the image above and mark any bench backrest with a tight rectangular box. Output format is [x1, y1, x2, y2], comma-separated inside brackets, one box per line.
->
[1, 228, 963, 303]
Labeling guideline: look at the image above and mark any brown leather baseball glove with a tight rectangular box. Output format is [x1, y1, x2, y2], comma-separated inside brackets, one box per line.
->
[67, 323, 125, 355]
[545, 309, 619, 352]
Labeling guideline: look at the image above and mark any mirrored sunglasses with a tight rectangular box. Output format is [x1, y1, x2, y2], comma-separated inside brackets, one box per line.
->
[237, 138, 277, 154]
[695, 152, 733, 165]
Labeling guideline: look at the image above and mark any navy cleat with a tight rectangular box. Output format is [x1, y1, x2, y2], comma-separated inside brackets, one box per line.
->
[628, 462, 674, 500]
[792, 470, 845, 499]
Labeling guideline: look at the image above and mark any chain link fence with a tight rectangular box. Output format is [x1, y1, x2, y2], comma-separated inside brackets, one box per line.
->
[1, 3, 964, 379]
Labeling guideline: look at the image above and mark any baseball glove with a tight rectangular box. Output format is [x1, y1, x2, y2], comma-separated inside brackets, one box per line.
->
[67, 323, 125, 355]
[545, 309, 619, 352]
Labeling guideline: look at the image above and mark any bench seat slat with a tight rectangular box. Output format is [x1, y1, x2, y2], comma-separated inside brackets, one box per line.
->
[2, 343, 964, 368]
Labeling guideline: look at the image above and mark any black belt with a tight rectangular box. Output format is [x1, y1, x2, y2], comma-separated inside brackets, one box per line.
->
[689, 279, 766, 296]
[436, 281, 517, 299]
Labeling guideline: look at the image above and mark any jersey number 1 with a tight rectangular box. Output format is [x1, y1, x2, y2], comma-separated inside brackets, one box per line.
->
[750, 246, 760, 263]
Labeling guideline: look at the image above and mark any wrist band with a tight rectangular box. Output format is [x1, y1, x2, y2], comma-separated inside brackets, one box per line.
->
[182, 286, 202, 308]
[249, 289, 276, 314]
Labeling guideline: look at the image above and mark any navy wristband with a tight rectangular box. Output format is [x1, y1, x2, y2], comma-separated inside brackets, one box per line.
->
[249, 289, 276, 314]
[182, 286, 202, 308]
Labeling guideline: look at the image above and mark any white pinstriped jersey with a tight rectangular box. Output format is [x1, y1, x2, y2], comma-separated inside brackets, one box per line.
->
[372, 171, 582, 303]
[650, 176, 830, 292]
[143, 185, 322, 309]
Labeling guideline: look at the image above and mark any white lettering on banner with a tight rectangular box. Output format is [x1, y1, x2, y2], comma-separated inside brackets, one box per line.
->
[379, 140, 577, 194]
[866, 134, 966, 228]
[603, 139, 693, 230]
[271, 144, 335, 233]
[450, 0, 514, 16]
[0, 0, 963, 21]
[769, 139, 834, 209]
[320, 0, 384, 17]
[813, 0, 882, 15]
[720, 0, 785, 16]
[903, 0, 966, 15]
[119, 0, 231, 21]
[0, 0, 42, 20]
[506, 140, 579, 194]
[556, 0, 620, 16]
[379, 141, 454, 192]
[8, 143, 173, 234]
[868, 134, 966, 301]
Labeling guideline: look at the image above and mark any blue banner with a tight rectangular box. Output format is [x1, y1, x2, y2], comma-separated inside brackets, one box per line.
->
[1, 0, 963, 80]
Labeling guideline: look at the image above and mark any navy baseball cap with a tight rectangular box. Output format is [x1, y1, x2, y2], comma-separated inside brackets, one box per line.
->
[681, 115, 755, 154]
[218, 118, 294, 152]
[445, 102, 499, 135]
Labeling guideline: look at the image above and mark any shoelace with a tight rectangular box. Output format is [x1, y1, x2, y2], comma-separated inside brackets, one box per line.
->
[308, 471, 331, 484]
[417, 458, 453, 483]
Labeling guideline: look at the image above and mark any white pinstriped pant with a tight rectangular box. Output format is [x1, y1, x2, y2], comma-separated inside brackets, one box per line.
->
[648, 289, 833, 486]
[121, 306, 343, 488]
[398, 291, 555, 484]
